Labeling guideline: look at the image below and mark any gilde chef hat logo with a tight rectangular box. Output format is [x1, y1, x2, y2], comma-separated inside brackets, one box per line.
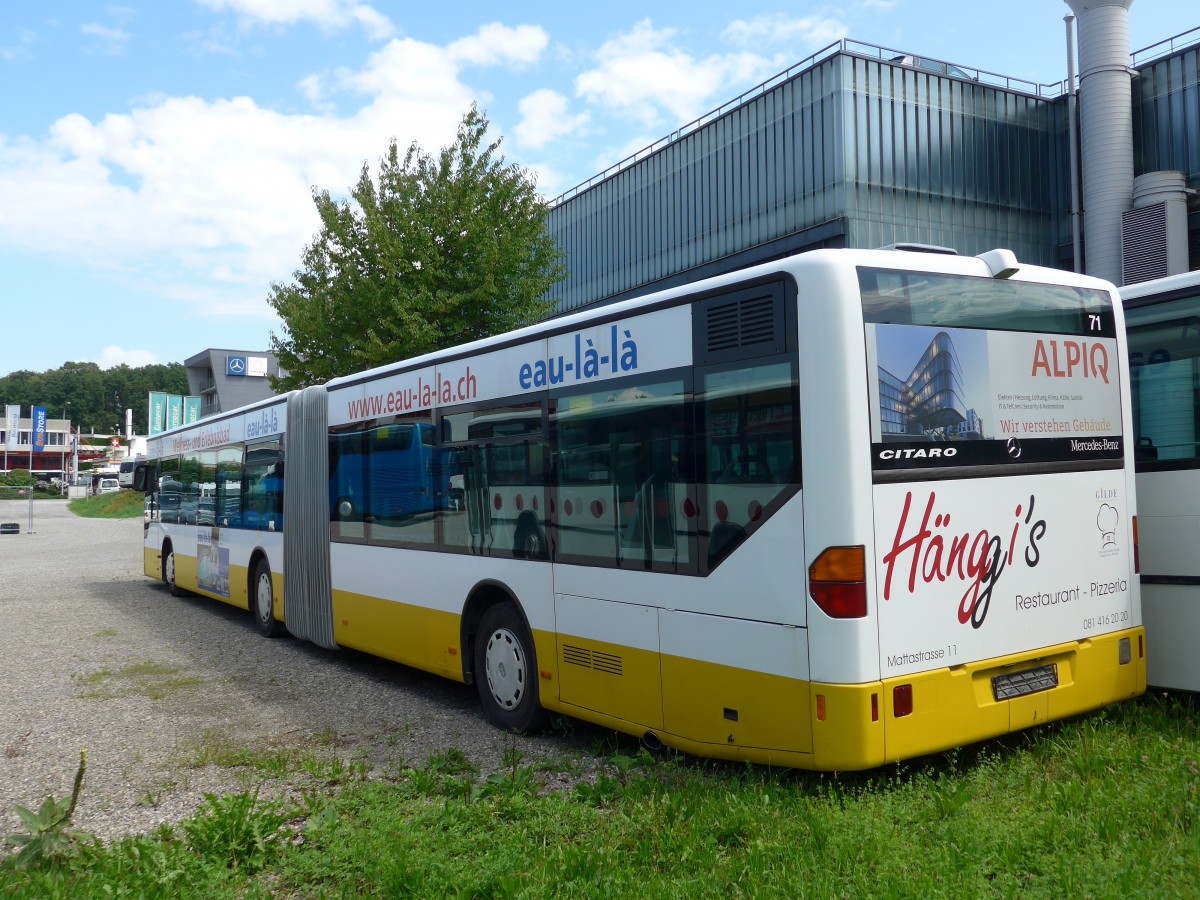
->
[1097, 503, 1118, 550]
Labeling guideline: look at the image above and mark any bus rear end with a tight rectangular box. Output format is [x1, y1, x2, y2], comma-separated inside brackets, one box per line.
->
[806, 253, 1145, 769]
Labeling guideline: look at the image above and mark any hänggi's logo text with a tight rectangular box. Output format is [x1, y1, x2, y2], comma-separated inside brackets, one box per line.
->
[881, 491, 1047, 630]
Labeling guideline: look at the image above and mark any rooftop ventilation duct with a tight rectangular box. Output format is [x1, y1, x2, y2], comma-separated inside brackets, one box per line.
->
[1064, 0, 1135, 286]
[1122, 170, 1191, 284]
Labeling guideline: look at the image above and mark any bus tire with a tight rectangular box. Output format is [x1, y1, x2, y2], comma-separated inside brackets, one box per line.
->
[475, 602, 549, 733]
[163, 544, 184, 597]
[252, 559, 285, 638]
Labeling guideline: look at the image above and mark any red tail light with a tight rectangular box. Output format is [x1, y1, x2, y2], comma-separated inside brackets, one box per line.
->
[809, 546, 867, 618]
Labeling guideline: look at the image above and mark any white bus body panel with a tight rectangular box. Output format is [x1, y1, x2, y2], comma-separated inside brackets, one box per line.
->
[794, 259, 881, 686]
[1133, 469, 1200, 690]
[331, 542, 556, 632]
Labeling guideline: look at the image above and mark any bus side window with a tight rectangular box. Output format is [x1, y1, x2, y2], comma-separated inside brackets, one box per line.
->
[440, 402, 545, 559]
[368, 419, 436, 546]
[244, 441, 284, 532]
[329, 429, 367, 540]
[553, 379, 693, 571]
[216, 446, 243, 528]
[698, 360, 800, 571]
[1126, 312, 1200, 465]
[156, 456, 181, 523]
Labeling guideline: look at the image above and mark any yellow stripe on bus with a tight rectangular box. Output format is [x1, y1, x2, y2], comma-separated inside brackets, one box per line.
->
[331, 589, 465, 682]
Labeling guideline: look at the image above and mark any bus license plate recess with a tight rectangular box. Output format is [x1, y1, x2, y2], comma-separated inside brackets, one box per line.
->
[991, 664, 1058, 701]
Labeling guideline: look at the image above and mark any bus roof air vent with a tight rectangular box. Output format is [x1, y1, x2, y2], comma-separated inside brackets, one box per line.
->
[877, 243, 958, 255]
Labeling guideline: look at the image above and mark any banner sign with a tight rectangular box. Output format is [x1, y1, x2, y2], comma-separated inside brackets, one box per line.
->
[167, 395, 184, 430]
[4, 405, 18, 450]
[32, 407, 48, 450]
[184, 396, 202, 424]
[148, 392, 167, 436]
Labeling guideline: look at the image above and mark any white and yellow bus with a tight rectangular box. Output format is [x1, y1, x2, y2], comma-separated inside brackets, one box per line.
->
[1121, 270, 1200, 692]
[138, 246, 1145, 770]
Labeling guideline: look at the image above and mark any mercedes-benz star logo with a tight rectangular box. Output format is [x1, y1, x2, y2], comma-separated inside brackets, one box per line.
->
[1006, 437, 1022, 459]
[228, 358, 245, 374]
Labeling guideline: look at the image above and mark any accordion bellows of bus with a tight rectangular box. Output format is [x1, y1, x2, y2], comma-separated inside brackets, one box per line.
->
[134, 246, 1145, 770]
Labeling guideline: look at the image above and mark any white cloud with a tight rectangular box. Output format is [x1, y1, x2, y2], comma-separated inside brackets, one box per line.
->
[575, 20, 773, 126]
[721, 14, 849, 49]
[514, 89, 589, 150]
[97, 346, 158, 369]
[195, 0, 396, 40]
[314, 23, 549, 108]
[448, 23, 548, 67]
[81, 22, 131, 53]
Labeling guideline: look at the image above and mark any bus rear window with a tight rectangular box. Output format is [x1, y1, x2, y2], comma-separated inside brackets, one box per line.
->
[860, 268, 1115, 337]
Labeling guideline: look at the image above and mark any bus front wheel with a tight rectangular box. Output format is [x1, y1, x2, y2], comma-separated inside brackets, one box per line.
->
[163, 545, 183, 597]
[474, 603, 549, 733]
[253, 559, 285, 638]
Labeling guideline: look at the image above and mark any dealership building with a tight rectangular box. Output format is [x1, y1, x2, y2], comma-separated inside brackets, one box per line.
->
[545, 2, 1199, 314]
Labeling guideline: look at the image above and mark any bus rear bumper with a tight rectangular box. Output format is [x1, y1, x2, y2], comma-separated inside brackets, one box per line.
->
[813, 628, 1146, 770]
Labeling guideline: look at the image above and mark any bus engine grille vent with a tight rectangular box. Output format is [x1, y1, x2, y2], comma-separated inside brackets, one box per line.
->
[695, 280, 787, 365]
[706, 295, 774, 352]
[562, 644, 624, 676]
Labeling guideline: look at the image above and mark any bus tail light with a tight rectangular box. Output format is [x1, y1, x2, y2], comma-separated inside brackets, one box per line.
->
[809, 546, 867, 618]
[1132, 515, 1139, 574]
[893, 684, 913, 717]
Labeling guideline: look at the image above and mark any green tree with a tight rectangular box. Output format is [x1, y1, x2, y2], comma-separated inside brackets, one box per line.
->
[0, 361, 187, 434]
[267, 105, 566, 390]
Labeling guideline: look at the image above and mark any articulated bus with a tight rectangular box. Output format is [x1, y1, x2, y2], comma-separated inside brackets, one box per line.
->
[1121, 270, 1200, 691]
[137, 247, 1144, 770]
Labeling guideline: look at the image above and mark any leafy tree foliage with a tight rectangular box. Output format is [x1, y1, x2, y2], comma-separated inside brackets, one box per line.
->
[0, 361, 187, 434]
[267, 106, 566, 390]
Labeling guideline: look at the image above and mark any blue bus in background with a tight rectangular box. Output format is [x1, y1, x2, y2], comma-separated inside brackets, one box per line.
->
[330, 422, 458, 532]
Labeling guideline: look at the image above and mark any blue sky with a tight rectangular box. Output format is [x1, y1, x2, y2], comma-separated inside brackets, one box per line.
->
[1, 1, 1193, 377]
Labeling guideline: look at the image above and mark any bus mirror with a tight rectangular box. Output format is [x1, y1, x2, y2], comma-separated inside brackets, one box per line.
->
[132, 464, 149, 493]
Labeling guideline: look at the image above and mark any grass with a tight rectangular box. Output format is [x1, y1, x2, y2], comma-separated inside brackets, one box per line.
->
[67, 490, 145, 519]
[3, 692, 1199, 897]
[73, 662, 206, 701]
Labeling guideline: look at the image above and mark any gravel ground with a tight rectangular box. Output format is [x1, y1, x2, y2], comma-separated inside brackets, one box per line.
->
[0, 501, 606, 844]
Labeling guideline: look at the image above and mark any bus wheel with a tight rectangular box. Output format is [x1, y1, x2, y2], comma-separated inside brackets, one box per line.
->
[252, 559, 285, 638]
[164, 545, 183, 597]
[475, 603, 549, 733]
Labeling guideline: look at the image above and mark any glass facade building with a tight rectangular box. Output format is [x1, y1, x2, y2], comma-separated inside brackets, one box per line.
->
[878, 331, 981, 441]
[546, 36, 1200, 314]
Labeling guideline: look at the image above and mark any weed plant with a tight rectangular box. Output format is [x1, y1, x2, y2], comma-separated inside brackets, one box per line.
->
[3, 693, 1199, 897]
